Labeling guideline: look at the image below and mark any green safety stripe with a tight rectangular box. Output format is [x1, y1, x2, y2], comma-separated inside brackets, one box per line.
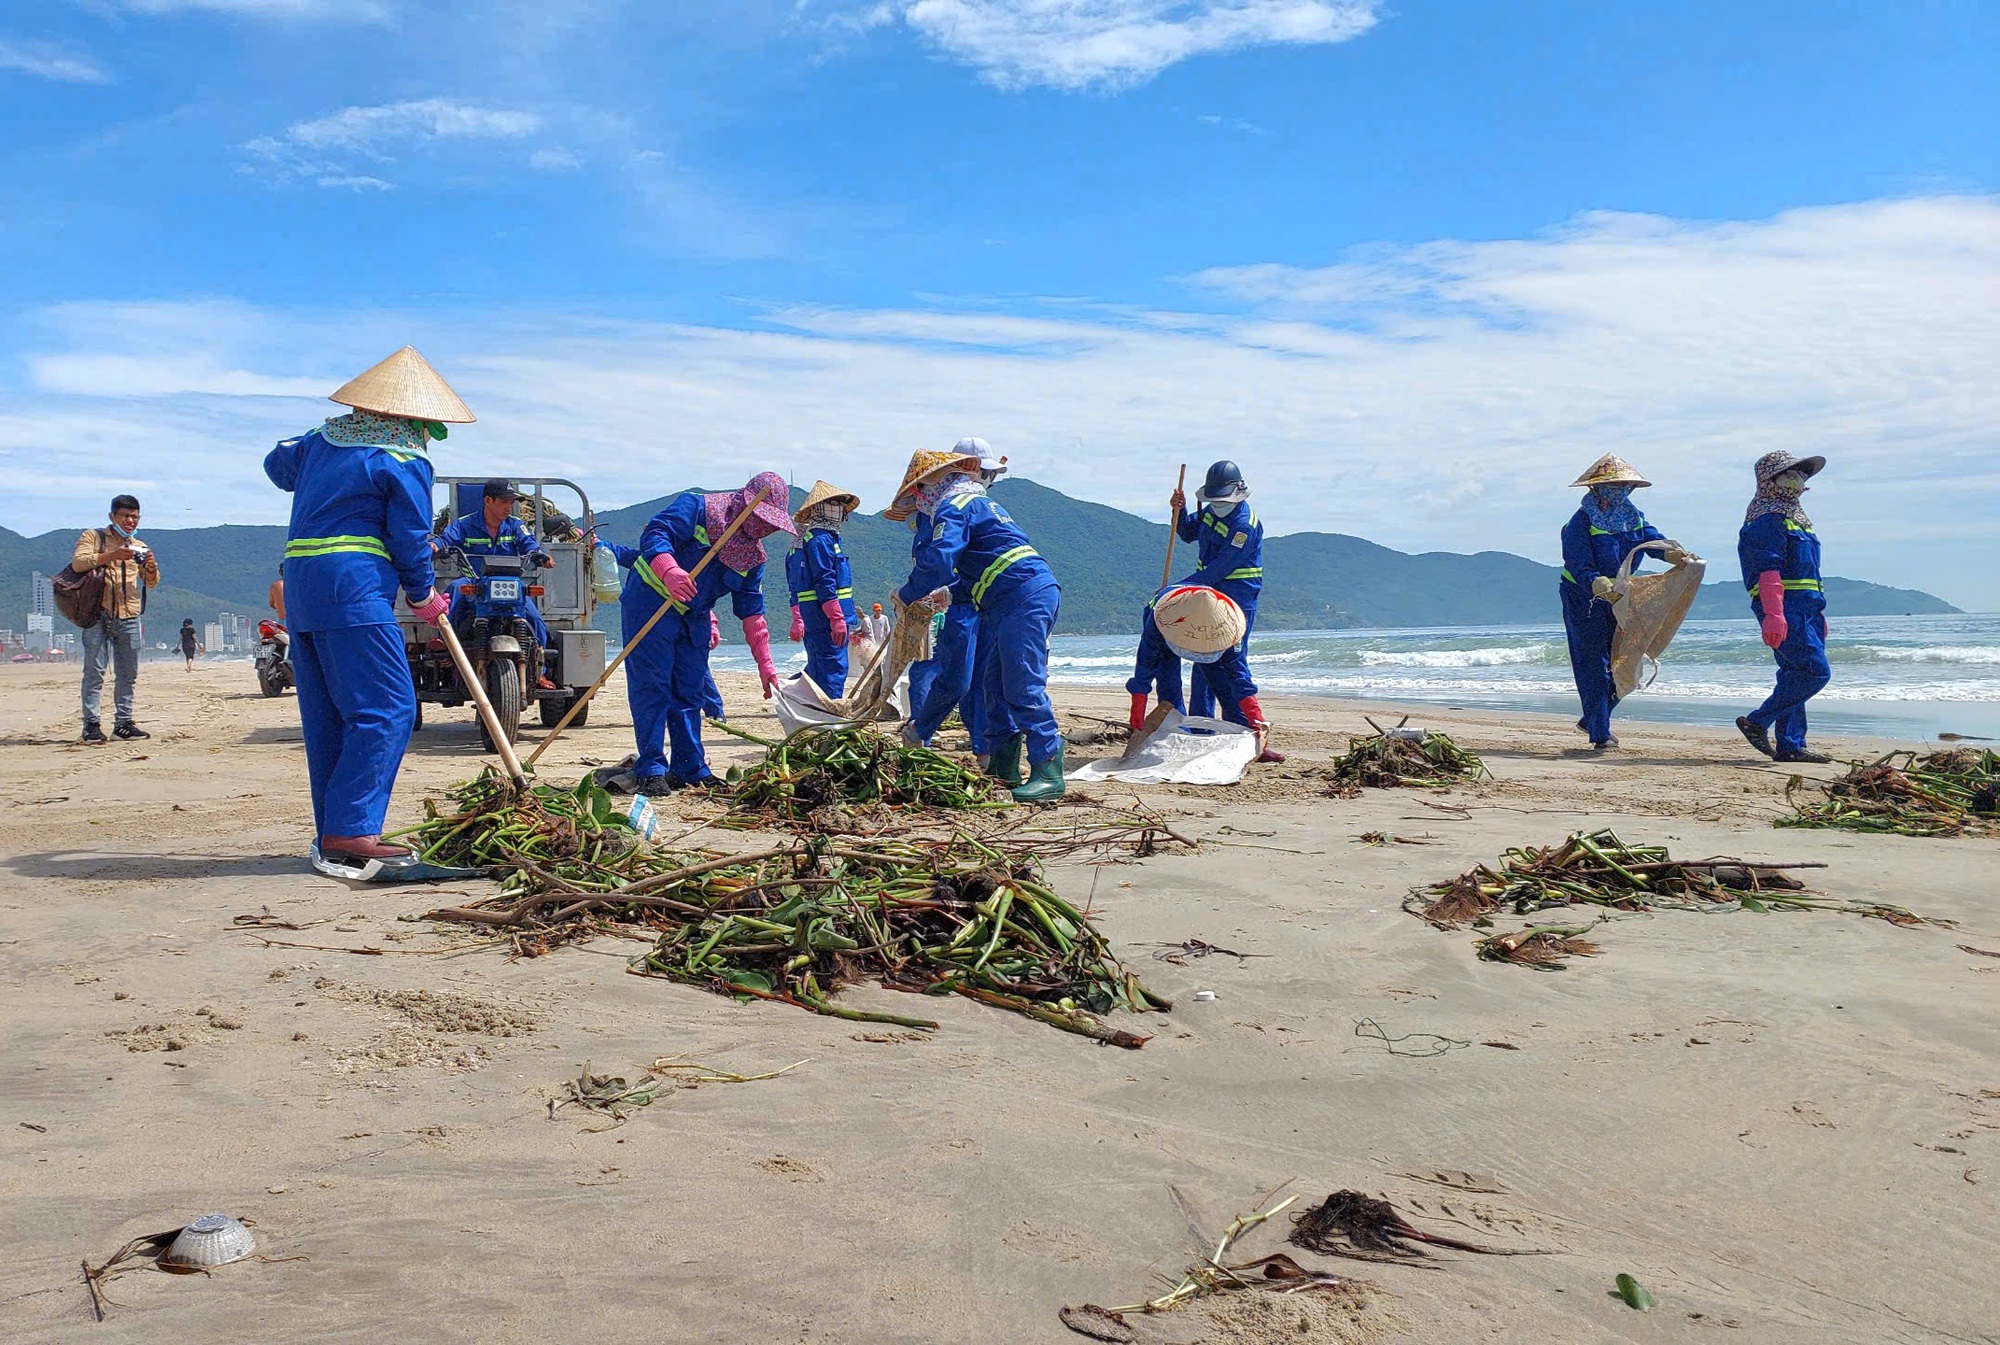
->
[1783, 518, 1814, 534]
[971, 546, 1037, 606]
[285, 535, 389, 560]
[1224, 567, 1263, 581]
[1588, 526, 1613, 537]
[1744, 578, 1823, 593]
[795, 587, 854, 602]
[694, 525, 710, 547]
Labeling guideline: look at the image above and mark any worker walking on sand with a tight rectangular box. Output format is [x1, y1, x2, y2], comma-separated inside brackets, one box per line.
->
[1559, 455, 1691, 751]
[622, 472, 795, 794]
[1174, 462, 1265, 724]
[431, 479, 558, 690]
[263, 346, 471, 879]
[902, 439, 1005, 754]
[784, 481, 861, 697]
[1736, 451, 1833, 764]
[888, 446, 1064, 801]
[1127, 584, 1275, 756]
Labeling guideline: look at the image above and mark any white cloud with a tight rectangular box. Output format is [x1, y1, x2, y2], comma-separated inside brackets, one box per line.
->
[316, 173, 395, 190]
[528, 147, 584, 171]
[4, 197, 1996, 608]
[832, 0, 1380, 91]
[0, 35, 110, 83]
[283, 98, 542, 151]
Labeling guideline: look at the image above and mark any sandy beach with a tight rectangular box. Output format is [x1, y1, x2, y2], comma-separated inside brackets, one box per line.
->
[1, 659, 1994, 1344]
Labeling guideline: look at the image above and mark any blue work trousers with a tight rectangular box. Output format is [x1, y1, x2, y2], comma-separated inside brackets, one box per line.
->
[291, 623, 416, 839]
[1561, 586, 1620, 744]
[1746, 605, 1830, 755]
[1128, 607, 1256, 725]
[801, 620, 850, 699]
[978, 580, 1062, 766]
[1189, 598, 1257, 717]
[702, 672, 725, 721]
[623, 597, 713, 783]
[909, 602, 981, 745]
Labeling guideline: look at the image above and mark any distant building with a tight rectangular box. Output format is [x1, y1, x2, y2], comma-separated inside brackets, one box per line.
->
[30, 571, 55, 620]
[203, 621, 224, 652]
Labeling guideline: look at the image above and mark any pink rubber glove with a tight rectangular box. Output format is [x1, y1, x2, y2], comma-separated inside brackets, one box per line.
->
[821, 600, 849, 646]
[788, 604, 804, 643]
[708, 611, 722, 650]
[410, 589, 451, 627]
[650, 553, 696, 605]
[741, 614, 780, 698]
[1756, 571, 1788, 649]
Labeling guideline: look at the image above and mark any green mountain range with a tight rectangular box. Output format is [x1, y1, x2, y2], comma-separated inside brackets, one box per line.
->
[1, 478, 1956, 643]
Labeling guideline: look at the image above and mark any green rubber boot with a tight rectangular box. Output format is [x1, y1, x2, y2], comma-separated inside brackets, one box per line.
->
[1011, 741, 1066, 803]
[988, 733, 1026, 788]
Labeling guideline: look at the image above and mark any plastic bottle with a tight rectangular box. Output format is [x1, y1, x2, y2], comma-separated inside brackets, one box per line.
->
[590, 543, 622, 601]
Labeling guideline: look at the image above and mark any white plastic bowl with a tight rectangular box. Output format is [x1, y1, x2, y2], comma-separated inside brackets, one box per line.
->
[161, 1214, 255, 1270]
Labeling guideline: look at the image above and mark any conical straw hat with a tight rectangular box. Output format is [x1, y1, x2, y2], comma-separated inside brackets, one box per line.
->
[329, 346, 476, 423]
[1570, 454, 1649, 488]
[1153, 584, 1246, 661]
[882, 448, 981, 520]
[792, 480, 862, 527]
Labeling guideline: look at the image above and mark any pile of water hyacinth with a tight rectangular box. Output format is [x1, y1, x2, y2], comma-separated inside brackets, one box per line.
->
[717, 724, 1011, 822]
[1324, 718, 1487, 797]
[398, 768, 1172, 1046]
[1405, 828, 1943, 969]
[1779, 748, 2000, 838]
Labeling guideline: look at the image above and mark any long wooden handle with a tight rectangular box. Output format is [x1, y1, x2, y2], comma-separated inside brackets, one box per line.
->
[431, 615, 528, 787]
[524, 486, 773, 768]
[1160, 463, 1187, 588]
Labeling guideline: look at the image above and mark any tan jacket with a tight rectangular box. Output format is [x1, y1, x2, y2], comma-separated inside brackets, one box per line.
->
[73, 528, 161, 620]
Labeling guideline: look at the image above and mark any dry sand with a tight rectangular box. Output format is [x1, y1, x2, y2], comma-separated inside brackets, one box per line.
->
[1, 659, 1995, 1344]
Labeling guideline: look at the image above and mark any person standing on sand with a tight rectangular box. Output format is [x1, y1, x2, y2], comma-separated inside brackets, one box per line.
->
[73, 494, 160, 743]
[1126, 583, 1276, 757]
[902, 439, 1004, 756]
[1558, 455, 1691, 751]
[1736, 451, 1833, 764]
[263, 346, 471, 880]
[178, 619, 202, 670]
[1175, 461, 1265, 726]
[784, 481, 862, 697]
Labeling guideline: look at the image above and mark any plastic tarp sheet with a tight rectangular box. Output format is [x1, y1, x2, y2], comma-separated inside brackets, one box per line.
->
[1610, 542, 1706, 701]
[772, 670, 909, 738]
[1071, 709, 1258, 785]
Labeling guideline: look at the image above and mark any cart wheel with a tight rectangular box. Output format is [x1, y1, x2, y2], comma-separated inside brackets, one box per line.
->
[480, 662, 523, 750]
[539, 695, 588, 728]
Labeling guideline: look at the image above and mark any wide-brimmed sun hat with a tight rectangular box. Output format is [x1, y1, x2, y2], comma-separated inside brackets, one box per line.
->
[1753, 450, 1826, 483]
[329, 346, 476, 423]
[1153, 585, 1247, 663]
[729, 471, 799, 537]
[1570, 454, 1650, 489]
[792, 480, 862, 527]
[883, 448, 982, 521]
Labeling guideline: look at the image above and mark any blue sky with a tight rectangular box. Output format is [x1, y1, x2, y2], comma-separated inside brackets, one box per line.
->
[2, 1, 1996, 608]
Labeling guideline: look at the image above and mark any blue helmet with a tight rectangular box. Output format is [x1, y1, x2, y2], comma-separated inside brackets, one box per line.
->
[1197, 459, 1247, 506]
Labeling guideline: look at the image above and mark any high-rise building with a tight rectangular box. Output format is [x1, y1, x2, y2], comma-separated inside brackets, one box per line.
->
[30, 571, 55, 620]
[204, 622, 224, 652]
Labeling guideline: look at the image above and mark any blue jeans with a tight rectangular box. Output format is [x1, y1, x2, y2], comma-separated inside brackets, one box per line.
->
[81, 614, 143, 726]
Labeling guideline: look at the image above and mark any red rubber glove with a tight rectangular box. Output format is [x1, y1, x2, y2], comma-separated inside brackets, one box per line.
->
[741, 614, 780, 698]
[1129, 693, 1149, 732]
[1238, 695, 1269, 730]
[708, 611, 722, 650]
[821, 600, 849, 646]
[650, 553, 697, 605]
[1756, 571, 1788, 649]
[788, 604, 804, 642]
[409, 589, 451, 627]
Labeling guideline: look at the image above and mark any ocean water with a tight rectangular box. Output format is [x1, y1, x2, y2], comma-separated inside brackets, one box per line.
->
[705, 613, 2000, 742]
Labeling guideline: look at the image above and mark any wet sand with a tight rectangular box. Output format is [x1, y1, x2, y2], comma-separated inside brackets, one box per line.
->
[1, 661, 1994, 1343]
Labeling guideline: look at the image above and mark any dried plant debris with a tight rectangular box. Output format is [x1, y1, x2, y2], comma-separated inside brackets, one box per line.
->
[548, 1057, 807, 1129]
[1780, 748, 2000, 837]
[717, 724, 1010, 822]
[1325, 717, 1488, 797]
[1288, 1190, 1551, 1262]
[1405, 829, 1944, 968]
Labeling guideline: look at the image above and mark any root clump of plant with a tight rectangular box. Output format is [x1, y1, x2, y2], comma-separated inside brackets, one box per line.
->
[1780, 748, 2000, 838]
[1324, 717, 1487, 798]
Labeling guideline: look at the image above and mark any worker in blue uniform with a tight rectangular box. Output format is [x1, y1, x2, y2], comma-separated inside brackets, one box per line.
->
[622, 471, 794, 793]
[263, 346, 474, 880]
[431, 478, 557, 689]
[783, 480, 861, 697]
[609, 539, 726, 720]
[1174, 461, 1265, 722]
[888, 445, 1063, 801]
[1558, 455, 1690, 750]
[1126, 583, 1271, 753]
[903, 440, 1005, 754]
[1736, 451, 1833, 763]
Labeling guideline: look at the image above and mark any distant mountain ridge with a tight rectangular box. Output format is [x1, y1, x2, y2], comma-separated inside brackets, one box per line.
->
[0, 479, 1958, 642]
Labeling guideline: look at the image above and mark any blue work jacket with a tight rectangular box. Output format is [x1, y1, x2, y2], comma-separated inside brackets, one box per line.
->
[1738, 514, 1825, 616]
[435, 512, 541, 567]
[627, 492, 767, 620]
[787, 529, 857, 625]
[898, 490, 1055, 613]
[264, 427, 435, 633]
[1559, 509, 1666, 600]
[1176, 500, 1263, 607]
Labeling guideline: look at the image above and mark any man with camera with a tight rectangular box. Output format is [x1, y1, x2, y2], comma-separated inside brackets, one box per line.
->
[72, 494, 160, 744]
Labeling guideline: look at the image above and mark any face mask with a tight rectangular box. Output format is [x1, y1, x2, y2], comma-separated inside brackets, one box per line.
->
[1593, 484, 1635, 508]
[1771, 471, 1808, 497]
[109, 521, 135, 538]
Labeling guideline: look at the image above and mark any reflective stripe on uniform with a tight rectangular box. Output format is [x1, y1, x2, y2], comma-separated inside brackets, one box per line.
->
[1744, 578, 1824, 593]
[286, 534, 390, 560]
[796, 587, 854, 603]
[1225, 567, 1263, 581]
[971, 546, 1037, 606]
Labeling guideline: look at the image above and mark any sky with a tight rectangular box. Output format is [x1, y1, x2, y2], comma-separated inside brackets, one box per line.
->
[1, 0, 1995, 609]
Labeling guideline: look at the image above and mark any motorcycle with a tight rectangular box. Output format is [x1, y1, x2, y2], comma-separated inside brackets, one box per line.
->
[413, 549, 550, 749]
[255, 620, 293, 697]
